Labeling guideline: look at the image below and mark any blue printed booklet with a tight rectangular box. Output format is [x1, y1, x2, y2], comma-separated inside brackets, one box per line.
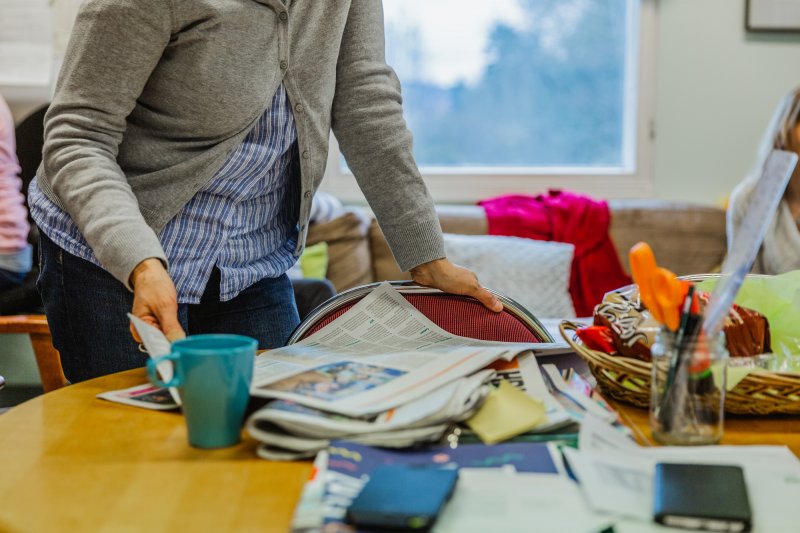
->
[290, 440, 565, 532]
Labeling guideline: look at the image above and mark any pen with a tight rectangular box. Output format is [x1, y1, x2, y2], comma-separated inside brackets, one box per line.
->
[658, 286, 695, 426]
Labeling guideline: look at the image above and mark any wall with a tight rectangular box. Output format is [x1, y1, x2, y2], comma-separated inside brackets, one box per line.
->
[654, 0, 800, 204]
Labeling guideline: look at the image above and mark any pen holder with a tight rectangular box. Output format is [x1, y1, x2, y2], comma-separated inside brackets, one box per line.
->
[649, 328, 727, 445]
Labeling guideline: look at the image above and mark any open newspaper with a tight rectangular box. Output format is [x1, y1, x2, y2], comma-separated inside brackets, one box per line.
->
[250, 283, 555, 417]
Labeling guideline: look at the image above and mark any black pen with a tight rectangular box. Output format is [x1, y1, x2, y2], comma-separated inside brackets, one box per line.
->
[658, 285, 696, 430]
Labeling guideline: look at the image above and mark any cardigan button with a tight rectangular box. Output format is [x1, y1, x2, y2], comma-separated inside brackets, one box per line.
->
[280, 60, 288, 70]
[279, 11, 288, 21]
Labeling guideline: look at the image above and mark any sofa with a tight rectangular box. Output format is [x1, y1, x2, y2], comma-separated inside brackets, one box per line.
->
[306, 199, 728, 293]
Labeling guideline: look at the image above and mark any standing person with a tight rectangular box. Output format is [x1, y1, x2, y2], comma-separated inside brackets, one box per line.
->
[0, 94, 32, 295]
[30, 0, 501, 383]
[728, 88, 800, 274]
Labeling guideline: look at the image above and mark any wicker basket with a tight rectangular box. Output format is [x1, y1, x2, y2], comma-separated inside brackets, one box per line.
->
[560, 321, 800, 415]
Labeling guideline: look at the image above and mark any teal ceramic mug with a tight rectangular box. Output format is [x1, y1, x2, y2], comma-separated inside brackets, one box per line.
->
[146, 334, 257, 449]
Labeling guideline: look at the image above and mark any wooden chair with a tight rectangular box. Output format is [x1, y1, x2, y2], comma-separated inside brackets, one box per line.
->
[0, 315, 68, 392]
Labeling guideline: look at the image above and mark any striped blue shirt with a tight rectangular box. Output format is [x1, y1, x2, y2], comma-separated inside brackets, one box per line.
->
[29, 85, 299, 304]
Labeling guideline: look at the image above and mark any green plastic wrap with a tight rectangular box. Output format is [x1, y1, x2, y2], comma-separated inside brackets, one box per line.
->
[697, 271, 800, 367]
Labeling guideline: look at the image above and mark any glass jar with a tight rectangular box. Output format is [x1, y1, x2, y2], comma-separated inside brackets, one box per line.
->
[649, 327, 727, 445]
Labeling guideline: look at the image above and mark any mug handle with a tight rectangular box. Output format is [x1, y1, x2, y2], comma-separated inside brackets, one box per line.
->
[146, 354, 181, 388]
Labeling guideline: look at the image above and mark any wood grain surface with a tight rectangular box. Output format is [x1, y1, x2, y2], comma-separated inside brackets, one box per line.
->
[613, 398, 800, 454]
[0, 368, 311, 533]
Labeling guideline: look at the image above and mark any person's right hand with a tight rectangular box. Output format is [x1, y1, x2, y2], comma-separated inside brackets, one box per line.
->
[129, 258, 186, 342]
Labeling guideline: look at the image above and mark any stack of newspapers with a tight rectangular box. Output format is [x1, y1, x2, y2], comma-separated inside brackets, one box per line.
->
[246, 283, 573, 460]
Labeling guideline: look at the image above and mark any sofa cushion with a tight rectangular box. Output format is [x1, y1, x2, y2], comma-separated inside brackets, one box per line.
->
[306, 209, 372, 291]
[608, 199, 726, 276]
[369, 220, 412, 282]
[443, 233, 576, 318]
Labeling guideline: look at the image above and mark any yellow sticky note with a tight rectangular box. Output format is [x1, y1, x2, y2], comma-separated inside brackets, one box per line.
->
[466, 380, 546, 445]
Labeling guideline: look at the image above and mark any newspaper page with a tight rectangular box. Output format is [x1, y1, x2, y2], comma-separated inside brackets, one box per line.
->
[251, 283, 540, 416]
[249, 371, 492, 439]
[96, 383, 179, 411]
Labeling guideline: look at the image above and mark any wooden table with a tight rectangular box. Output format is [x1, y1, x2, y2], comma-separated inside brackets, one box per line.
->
[0, 367, 798, 532]
[0, 368, 311, 532]
[613, 399, 800, 456]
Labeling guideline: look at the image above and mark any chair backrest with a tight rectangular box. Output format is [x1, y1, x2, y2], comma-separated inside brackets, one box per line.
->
[0, 315, 67, 392]
[288, 282, 553, 345]
[15, 104, 48, 215]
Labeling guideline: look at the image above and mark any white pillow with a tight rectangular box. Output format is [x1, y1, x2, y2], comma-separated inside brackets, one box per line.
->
[443, 233, 576, 319]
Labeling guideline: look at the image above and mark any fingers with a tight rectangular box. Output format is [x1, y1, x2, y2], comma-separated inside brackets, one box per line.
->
[152, 303, 186, 342]
[130, 306, 185, 342]
[129, 261, 186, 342]
[411, 259, 503, 313]
[129, 323, 142, 343]
[471, 287, 503, 313]
[467, 278, 503, 313]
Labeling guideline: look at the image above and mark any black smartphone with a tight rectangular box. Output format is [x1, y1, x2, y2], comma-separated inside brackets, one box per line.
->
[346, 465, 459, 530]
[654, 463, 752, 532]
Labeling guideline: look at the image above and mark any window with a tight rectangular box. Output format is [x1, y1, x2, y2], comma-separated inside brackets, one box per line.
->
[322, 0, 655, 201]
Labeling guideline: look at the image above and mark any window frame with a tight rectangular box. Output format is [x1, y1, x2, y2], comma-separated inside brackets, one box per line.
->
[320, 0, 657, 202]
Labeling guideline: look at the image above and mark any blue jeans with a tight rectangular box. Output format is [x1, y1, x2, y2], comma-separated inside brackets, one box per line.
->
[37, 233, 300, 383]
[0, 267, 26, 292]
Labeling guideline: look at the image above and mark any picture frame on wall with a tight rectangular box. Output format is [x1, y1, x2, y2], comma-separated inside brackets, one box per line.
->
[746, 0, 800, 32]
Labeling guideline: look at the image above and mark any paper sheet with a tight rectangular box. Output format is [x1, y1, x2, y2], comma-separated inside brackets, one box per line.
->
[434, 470, 612, 533]
[466, 380, 545, 444]
[128, 314, 181, 405]
[516, 352, 574, 431]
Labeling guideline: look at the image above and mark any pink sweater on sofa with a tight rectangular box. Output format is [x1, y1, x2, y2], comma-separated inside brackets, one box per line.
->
[0, 95, 29, 254]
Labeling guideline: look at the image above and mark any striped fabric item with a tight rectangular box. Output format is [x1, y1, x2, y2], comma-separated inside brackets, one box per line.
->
[29, 85, 299, 304]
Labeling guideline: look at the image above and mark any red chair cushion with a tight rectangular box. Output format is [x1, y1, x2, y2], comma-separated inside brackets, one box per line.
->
[301, 294, 541, 343]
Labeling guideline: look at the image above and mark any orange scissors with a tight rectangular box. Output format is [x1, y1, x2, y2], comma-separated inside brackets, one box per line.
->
[629, 242, 662, 322]
[629, 243, 688, 331]
[652, 267, 689, 331]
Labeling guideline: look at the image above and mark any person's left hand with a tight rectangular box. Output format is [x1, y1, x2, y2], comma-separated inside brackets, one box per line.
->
[410, 258, 503, 312]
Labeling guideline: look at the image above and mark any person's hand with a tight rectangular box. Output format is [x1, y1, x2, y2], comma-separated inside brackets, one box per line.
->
[129, 258, 186, 342]
[410, 258, 503, 312]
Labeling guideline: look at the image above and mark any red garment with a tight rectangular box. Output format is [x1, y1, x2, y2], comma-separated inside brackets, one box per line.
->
[478, 191, 631, 316]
